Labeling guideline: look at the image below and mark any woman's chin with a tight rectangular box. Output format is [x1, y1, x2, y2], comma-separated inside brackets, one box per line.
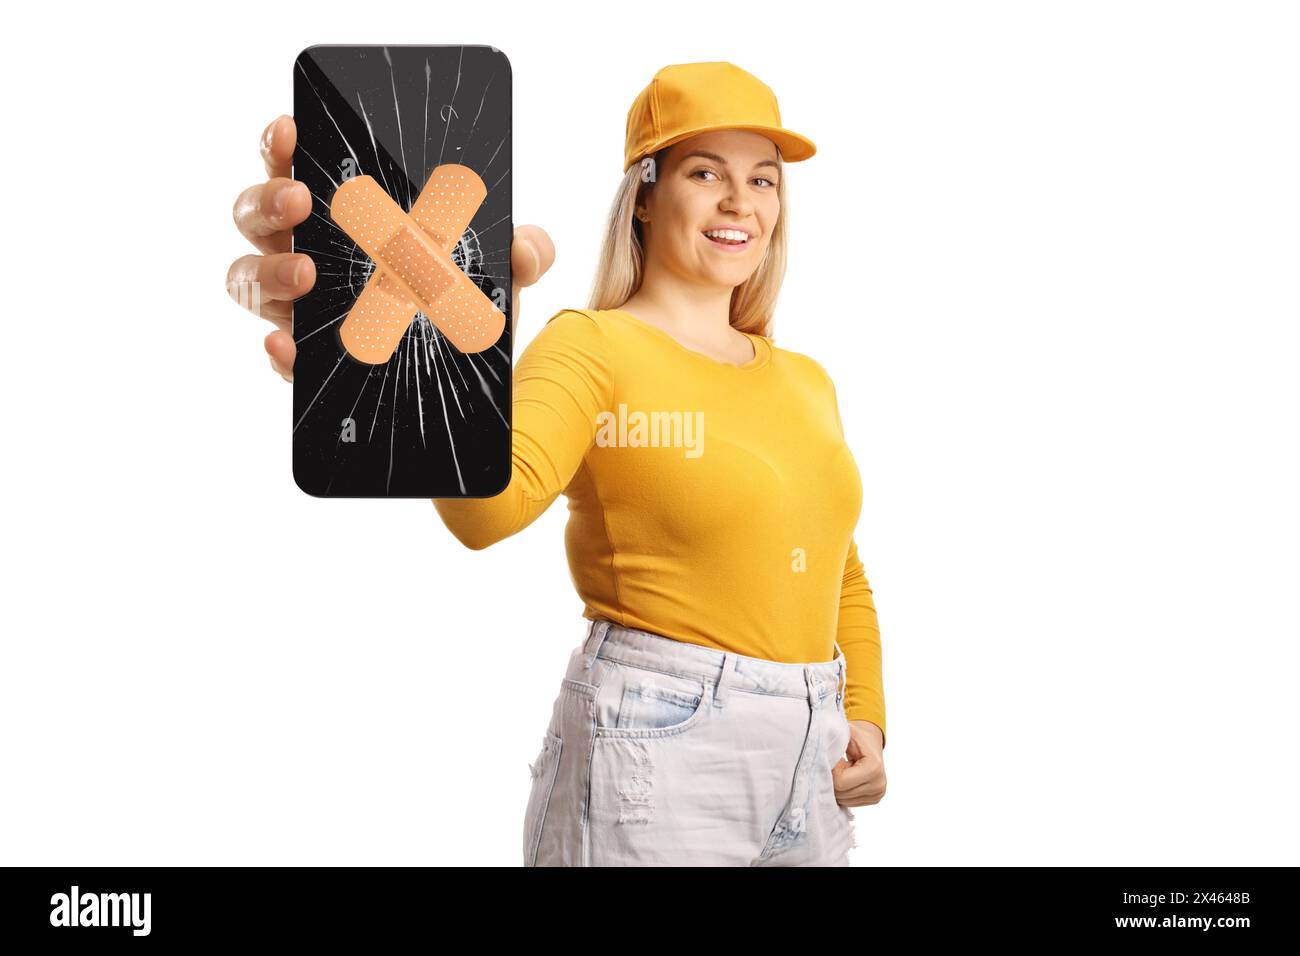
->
[691, 261, 759, 287]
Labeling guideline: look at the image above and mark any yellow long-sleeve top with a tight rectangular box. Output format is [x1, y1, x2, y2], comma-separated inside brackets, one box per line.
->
[435, 307, 885, 744]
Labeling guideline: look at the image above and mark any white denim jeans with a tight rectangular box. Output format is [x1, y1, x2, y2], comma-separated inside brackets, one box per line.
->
[523, 618, 859, 866]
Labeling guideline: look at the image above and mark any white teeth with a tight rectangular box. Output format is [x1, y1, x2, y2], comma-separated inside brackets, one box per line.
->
[703, 229, 749, 243]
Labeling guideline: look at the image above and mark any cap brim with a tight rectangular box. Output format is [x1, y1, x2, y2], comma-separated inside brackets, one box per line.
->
[627, 123, 817, 171]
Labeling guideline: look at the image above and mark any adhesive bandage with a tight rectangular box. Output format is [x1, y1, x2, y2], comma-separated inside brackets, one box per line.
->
[330, 166, 504, 362]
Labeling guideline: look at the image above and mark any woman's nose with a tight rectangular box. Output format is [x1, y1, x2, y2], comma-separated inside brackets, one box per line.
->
[718, 191, 753, 217]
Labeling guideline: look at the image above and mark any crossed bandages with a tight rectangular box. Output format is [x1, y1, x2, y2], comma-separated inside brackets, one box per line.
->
[329, 165, 504, 364]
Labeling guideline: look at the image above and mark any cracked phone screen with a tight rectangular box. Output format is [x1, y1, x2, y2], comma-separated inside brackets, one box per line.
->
[291, 44, 512, 498]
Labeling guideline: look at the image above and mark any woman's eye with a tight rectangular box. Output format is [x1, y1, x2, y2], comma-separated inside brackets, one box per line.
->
[691, 169, 776, 187]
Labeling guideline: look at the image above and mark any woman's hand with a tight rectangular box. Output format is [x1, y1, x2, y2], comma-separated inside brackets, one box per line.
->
[833, 720, 886, 808]
[226, 114, 554, 383]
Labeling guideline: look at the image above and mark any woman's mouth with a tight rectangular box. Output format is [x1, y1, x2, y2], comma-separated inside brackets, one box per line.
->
[702, 228, 752, 252]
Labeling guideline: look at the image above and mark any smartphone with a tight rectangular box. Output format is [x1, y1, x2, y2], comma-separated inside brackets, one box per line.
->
[291, 44, 512, 498]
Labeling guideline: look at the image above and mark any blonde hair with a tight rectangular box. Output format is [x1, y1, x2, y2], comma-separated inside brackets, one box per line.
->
[586, 145, 790, 339]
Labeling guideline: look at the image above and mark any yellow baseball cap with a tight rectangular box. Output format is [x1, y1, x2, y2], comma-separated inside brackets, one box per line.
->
[623, 62, 817, 173]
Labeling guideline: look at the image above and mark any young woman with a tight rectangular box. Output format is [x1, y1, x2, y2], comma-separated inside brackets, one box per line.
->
[227, 61, 887, 866]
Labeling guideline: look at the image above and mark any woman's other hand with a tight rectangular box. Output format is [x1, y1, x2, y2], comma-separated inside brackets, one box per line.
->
[833, 720, 886, 808]
[226, 115, 555, 384]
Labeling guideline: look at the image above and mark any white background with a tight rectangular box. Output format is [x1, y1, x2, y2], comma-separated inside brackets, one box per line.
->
[1, 0, 1295, 866]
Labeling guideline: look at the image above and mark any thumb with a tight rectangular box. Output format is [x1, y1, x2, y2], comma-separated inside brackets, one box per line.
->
[845, 732, 864, 763]
[510, 233, 538, 309]
[510, 225, 554, 294]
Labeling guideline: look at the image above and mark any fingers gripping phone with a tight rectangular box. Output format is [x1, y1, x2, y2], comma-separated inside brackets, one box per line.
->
[291, 44, 512, 498]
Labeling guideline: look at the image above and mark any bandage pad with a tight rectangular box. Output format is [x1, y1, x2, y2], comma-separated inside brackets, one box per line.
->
[340, 165, 487, 363]
[331, 168, 503, 361]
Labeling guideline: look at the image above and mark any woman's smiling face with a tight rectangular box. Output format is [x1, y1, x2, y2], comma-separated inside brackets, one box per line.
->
[639, 129, 782, 288]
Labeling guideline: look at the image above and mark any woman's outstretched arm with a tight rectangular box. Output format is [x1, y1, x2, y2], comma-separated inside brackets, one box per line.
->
[433, 310, 614, 549]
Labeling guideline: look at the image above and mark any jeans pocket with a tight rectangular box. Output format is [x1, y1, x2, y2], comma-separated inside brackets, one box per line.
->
[593, 662, 714, 739]
[522, 732, 563, 867]
[619, 679, 703, 729]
